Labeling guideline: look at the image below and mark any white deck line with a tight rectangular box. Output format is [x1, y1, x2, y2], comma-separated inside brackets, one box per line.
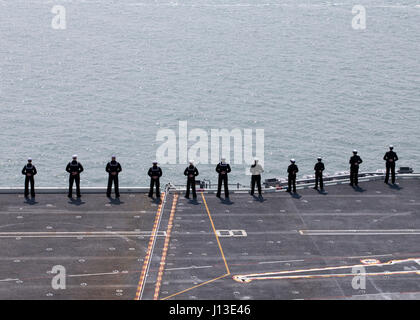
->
[0, 187, 150, 194]
[300, 229, 420, 236]
[0, 231, 167, 238]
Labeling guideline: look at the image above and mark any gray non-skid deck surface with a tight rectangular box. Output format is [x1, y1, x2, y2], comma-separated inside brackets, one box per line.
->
[0, 193, 160, 300]
[1, 178, 420, 299]
[158, 178, 420, 300]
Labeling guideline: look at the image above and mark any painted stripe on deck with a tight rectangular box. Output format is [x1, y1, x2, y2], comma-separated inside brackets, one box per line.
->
[300, 229, 420, 236]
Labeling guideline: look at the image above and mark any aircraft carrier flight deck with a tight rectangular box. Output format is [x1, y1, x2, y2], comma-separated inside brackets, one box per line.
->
[0, 174, 419, 300]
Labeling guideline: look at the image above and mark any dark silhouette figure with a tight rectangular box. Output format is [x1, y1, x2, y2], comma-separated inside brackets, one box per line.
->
[314, 157, 325, 190]
[349, 150, 363, 186]
[216, 158, 231, 198]
[66, 155, 84, 198]
[287, 159, 299, 193]
[184, 161, 199, 199]
[106, 156, 122, 197]
[22, 158, 37, 198]
[148, 161, 162, 198]
[384, 145, 398, 184]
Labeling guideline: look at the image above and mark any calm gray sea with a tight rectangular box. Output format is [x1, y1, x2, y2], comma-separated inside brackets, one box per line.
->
[0, 0, 419, 187]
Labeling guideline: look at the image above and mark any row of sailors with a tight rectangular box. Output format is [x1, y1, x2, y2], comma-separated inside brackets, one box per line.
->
[21, 146, 399, 199]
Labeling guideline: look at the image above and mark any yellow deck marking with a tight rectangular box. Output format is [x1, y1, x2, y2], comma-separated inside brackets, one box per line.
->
[160, 193, 231, 300]
[161, 274, 229, 300]
[134, 192, 165, 300]
[201, 193, 230, 275]
[154, 194, 178, 300]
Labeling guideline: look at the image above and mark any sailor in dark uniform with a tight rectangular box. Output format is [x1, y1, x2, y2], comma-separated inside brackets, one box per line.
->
[287, 159, 299, 193]
[148, 161, 162, 198]
[66, 155, 84, 198]
[216, 157, 231, 198]
[184, 160, 199, 199]
[384, 145, 398, 184]
[349, 150, 363, 186]
[22, 158, 37, 198]
[106, 155, 122, 198]
[314, 157, 325, 190]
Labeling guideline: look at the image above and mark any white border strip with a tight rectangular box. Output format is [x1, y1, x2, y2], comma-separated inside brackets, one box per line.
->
[0, 187, 150, 194]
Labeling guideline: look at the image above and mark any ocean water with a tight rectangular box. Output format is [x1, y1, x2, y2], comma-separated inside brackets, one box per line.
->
[0, 0, 419, 187]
